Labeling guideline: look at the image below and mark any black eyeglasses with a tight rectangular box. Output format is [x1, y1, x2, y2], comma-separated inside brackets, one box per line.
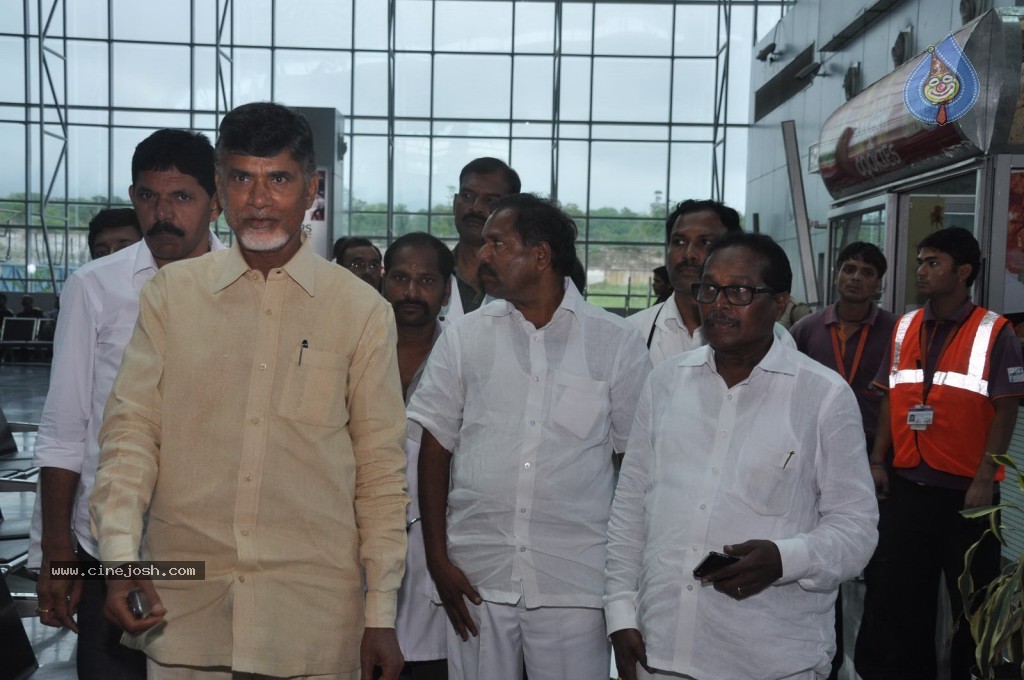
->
[691, 283, 776, 306]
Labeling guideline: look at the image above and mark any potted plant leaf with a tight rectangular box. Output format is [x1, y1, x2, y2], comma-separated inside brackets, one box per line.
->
[959, 453, 1024, 679]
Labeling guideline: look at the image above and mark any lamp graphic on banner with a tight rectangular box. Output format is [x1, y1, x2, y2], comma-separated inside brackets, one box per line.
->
[903, 33, 978, 126]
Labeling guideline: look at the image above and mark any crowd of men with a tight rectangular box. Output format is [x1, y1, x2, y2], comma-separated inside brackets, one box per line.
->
[22, 101, 1024, 680]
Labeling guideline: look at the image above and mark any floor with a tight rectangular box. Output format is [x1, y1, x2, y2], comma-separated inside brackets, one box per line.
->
[0, 362, 925, 680]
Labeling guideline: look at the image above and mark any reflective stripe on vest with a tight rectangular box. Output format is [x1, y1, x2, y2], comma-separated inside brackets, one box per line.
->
[888, 308, 999, 397]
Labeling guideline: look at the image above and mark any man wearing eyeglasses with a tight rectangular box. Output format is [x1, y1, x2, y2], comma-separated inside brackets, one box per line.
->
[606, 232, 878, 680]
[445, 157, 521, 320]
[334, 236, 384, 291]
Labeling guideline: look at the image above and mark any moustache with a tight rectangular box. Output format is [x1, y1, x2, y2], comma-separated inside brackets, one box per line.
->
[674, 262, 700, 274]
[146, 221, 186, 238]
[395, 299, 429, 314]
[477, 263, 497, 279]
[703, 312, 738, 327]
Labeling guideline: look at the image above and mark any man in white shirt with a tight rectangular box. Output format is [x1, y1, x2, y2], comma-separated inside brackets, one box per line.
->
[606, 232, 878, 680]
[629, 199, 792, 365]
[383, 232, 454, 679]
[30, 128, 224, 680]
[409, 194, 651, 680]
[440, 157, 520, 322]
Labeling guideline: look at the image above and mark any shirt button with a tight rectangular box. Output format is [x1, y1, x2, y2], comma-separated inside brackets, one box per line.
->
[712, 466, 719, 474]
[687, 585, 694, 591]
[720, 431, 727, 437]
[692, 545, 698, 551]
[700, 504, 706, 510]
[238, 575, 245, 583]
[250, 417, 260, 425]
[241, 529, 249, 536]
[244, 472, 253, 481]
[520, 508, 527, 513]
[727, 394, 733, 400]
[265, 309, 272, 316]
[529, 419, 536, 426]
[520, 547, 527, 552]
[533, 376, 539, 382]
[259, 363, 267, 370]
[524, 462, 531, 469]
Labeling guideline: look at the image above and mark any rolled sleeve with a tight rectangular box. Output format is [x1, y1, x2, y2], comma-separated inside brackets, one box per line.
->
[608, 329, 653, 452]
[406, 327, 464, 451]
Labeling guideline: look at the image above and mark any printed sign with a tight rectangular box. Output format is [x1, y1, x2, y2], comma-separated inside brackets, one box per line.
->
[903, 33, 979, 126]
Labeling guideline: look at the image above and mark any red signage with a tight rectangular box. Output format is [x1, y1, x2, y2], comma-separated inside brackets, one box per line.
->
[818, 48, 975, 199]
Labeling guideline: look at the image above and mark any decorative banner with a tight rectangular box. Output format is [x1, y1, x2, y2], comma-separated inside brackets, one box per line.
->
[903, 33, 979, 126]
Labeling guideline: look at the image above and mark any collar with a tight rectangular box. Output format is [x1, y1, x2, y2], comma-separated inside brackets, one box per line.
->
[922, 297, 975, 324]
[481, 277, 583, 328]
[213, 235, 316, 296]
[658, 295, 686, 330]
[132, 240, 159, 278]
[135, 230, 227, 277]
[677, 334, 796, 377]
[823, 301, 880, 327]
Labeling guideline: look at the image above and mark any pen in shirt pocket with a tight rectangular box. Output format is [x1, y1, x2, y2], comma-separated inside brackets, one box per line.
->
[782, 450, 795, 469]
[298, 339, 308, 366]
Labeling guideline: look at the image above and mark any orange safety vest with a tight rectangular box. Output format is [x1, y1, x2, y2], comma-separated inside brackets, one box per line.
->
[887, 306, 1007, 480]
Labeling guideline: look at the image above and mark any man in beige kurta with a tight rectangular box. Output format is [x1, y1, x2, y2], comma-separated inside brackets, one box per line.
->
[90, 102, 408, 680]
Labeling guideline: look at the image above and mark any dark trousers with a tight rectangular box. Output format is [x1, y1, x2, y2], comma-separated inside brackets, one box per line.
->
[77, 550, 147, 680]
[398, 660, 448, 680]
[853, 494, 893, 679]
[877, 474, 1001, 680]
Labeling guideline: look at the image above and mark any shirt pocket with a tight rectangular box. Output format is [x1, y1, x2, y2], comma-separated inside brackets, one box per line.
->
[276, 347, 349, 428]
[739, 463, 800, 516]
[550, 371, 611, 442]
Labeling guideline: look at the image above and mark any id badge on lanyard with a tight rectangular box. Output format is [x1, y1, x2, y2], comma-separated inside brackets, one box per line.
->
[907, 404, 934, 431]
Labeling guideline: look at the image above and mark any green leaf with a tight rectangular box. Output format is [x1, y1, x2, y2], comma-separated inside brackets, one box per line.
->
[991, 453, 1017, 468]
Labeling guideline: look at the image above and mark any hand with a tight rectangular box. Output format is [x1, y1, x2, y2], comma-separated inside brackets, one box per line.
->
[870, 466, 889, 500]
[703, 540, 783, 600]
[104, 576, 166, 634]
[36, 545, 83, 632]
[426, 557, 481, 641]
[360, 627, 404, 680]
[964, 475, 995, 510]
[611, 628, 649, 680]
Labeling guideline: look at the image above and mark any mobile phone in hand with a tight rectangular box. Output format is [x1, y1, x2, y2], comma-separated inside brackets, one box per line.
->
[692, 551, 740, 578]
[127, 588, 151, 619]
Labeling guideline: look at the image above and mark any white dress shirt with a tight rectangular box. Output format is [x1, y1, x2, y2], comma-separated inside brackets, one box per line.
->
[605, 339, 878, 679]
[628, 296, 796, 366]
[29, 234, 224, 567]
[407, 281, 651, 609]
[439, 273, 465, 323]
[397, 320, 448, 662]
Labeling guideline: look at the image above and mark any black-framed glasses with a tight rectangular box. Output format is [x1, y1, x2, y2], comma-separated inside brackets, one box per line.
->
[691, 283, 776, 306]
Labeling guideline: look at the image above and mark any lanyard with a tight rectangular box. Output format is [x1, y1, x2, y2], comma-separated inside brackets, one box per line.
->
[829, 322, 870, 385]
[918, 314, 966, 400]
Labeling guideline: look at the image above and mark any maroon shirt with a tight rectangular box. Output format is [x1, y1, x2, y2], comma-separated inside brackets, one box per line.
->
[791, 301, 897, 440]
[872, 298, 1024, 490]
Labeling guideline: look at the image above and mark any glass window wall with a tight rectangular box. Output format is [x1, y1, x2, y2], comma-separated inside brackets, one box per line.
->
[1, 0, 791, 312]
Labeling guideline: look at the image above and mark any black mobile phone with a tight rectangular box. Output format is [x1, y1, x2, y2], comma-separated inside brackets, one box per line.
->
[692, 551, 740, 578]
[127, 588, 151, 619]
